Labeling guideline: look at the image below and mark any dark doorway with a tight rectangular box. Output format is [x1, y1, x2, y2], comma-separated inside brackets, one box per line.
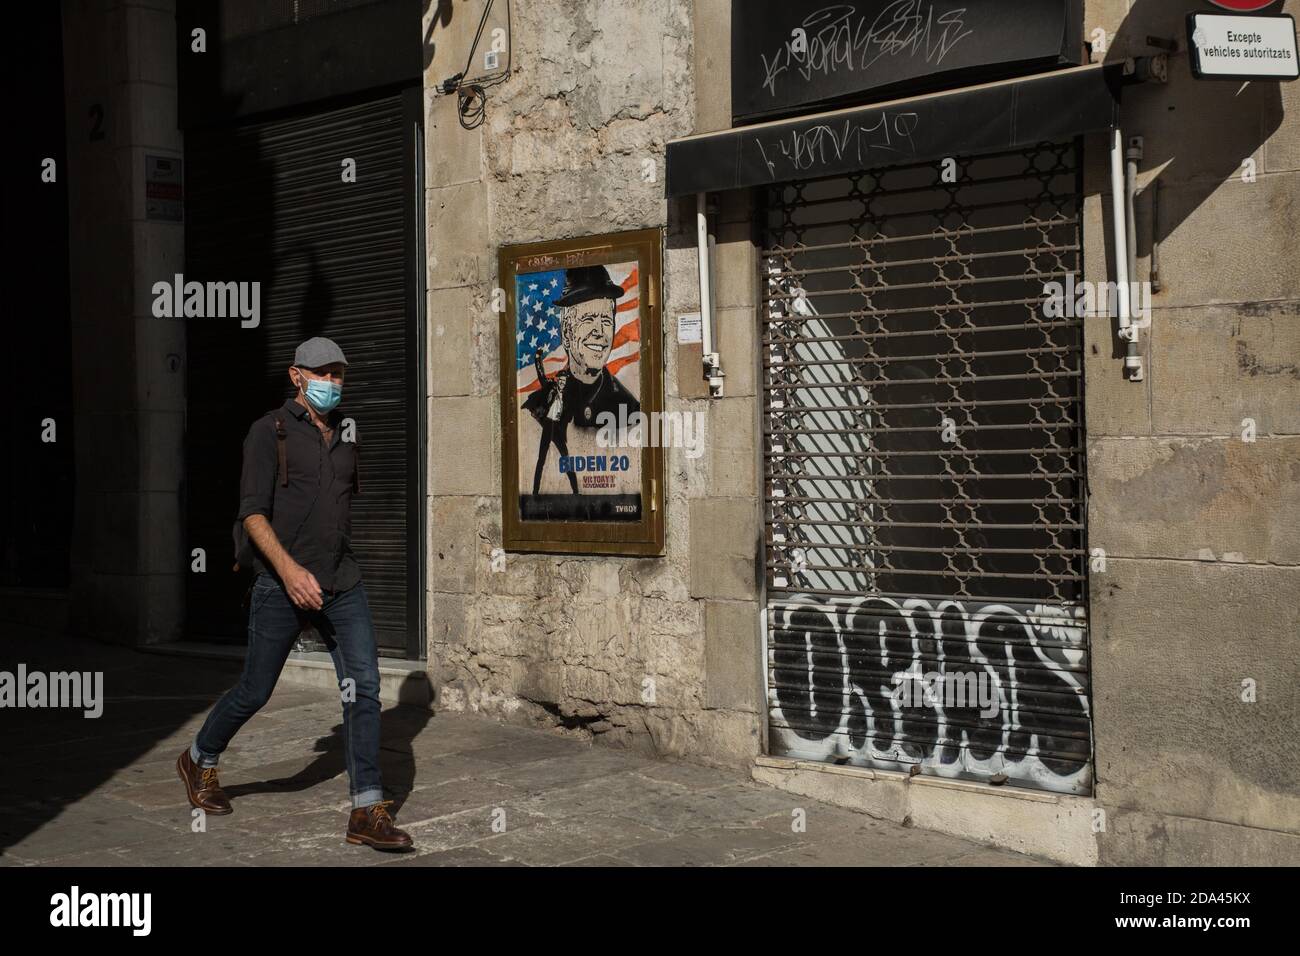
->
[2, 2, 74, 592]
[184, 88, 425, 658]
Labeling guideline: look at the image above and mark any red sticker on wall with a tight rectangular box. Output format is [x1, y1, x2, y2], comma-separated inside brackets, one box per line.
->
[1206, 1, 1279, 11]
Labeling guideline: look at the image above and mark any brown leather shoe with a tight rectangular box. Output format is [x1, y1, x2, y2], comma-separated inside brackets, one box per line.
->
[177, 747, 233, 815]
[346, 800, 413, 851]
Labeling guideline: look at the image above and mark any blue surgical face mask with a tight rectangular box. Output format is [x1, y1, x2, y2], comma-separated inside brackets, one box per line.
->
[302, 377, 342, 413]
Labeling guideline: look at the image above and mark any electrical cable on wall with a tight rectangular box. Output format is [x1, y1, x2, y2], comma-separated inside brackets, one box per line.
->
[438, 0, 512, 130]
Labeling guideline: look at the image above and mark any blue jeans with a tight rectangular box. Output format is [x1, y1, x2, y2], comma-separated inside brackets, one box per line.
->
[192, 573, 385, 809]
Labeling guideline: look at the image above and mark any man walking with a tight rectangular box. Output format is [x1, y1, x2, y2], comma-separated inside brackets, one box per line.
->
[177, 336, 413, 851]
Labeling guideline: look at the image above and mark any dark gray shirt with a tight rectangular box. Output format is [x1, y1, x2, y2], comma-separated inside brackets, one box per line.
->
[236, 398, 361, 593]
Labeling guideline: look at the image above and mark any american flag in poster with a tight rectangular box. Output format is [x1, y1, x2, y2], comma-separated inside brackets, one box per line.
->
[515, 263, 641, 394]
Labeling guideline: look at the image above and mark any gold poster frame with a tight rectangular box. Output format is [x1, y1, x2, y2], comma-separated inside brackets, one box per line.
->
[498, 228, 665, 556]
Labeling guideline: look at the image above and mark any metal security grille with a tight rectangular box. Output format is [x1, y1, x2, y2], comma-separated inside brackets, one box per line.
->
[761, 141, 1092, 795]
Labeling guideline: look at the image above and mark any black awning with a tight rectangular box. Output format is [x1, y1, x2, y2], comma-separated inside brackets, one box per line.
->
[665, 62, 1124, 198]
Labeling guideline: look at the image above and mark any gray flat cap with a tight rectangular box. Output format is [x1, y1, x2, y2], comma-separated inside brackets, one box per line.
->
[294, 336, 348, 368]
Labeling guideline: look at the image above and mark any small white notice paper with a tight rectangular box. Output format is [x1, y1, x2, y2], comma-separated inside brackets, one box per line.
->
[677, 312, 702, 344]
[1189, 14, 1299, 80]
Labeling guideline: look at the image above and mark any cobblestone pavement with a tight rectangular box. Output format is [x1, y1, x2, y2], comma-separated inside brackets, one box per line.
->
[0, 631, 1052, 867]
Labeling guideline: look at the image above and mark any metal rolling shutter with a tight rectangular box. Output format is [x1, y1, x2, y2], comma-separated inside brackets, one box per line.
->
[762, 141, 1092, 794]
[185, 92, 416, 655]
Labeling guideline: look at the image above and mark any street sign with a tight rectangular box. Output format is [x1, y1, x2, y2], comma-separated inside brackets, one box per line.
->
[1187, 13, 1299, 80]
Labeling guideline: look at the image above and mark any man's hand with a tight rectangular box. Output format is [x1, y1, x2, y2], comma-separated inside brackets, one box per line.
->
[243, 514, 323, 610]
[281, 562, 324, 611]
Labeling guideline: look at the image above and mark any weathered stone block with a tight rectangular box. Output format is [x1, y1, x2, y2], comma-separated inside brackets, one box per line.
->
[664, 226, 701, 311]
[1088, 436, 1300, 565]
[1150, 305, 1300, 435]
[427, 181, 489, 290]
[139, 491, 182, 575]
[429, 396, 495, 496]
[125, 81, 179, 151]
[91, 490, 142, 575]
[687, 708, 762, 768]
[1100, 807, 1300, 866]
[751, 761, 910, 824]
[133, 321, 185, 418]
[716, 306, 757, 398]
[692, 0, 731, 133]
[519, 658, 567, 705]
[126, 4, 177, 87]
[428, 496, 479, 593]
[708, 396, 757, 498]
[715, 223, 756, 310]
[425, 94, 483, 188]
[140, 571, 184, 644]
[1265, 71, 1300, 173]
[80, 413, 139, 495]
[1090, 558, 1300, 834]
[704, 600, 761, 712]
[130, 192, 184, 310]
[1153, 175, 1300, 309]
[427, 285, 475, 397]
[138, 411, 184, 495]
[689, 498, 760, 600]
[676, 343, 709, 400]
[909, 780, 1097, 865]
[428, 591, 470, 646]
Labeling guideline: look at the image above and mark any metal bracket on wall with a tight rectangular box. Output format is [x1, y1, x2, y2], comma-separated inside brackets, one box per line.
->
[1123, 54, 1170, 84]
[1109, 58, 1166, 383]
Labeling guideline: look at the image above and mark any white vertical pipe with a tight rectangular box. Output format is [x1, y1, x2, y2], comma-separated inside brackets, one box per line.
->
[1109, 128, 1142, 380]
[696, 191, 715, 357]
[1109, 129, 1132, 332]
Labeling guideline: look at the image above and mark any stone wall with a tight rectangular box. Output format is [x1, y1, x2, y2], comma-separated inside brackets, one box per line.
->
[423, 0, 1300, 862]
[1080, 0, 1300, 865]
[422, 0, 763, 768]
[62, 0, 186, 645]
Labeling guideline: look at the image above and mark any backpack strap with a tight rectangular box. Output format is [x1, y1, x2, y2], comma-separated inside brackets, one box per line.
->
[274, 416, 288, 487]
